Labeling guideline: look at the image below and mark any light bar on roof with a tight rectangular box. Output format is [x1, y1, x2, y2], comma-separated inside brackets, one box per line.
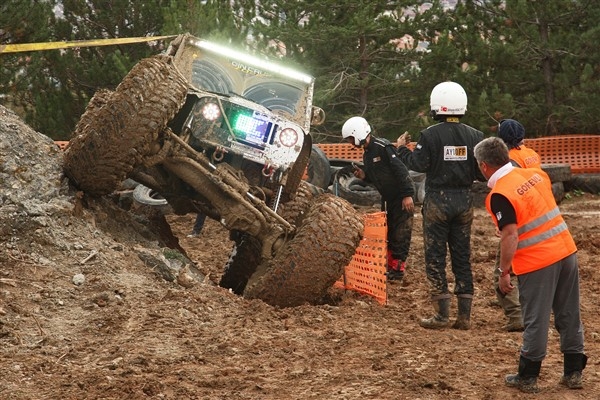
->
[191, 38, 314, 85]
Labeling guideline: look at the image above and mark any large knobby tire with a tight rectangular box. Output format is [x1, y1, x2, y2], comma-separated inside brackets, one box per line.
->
[277, 180, 324, 227]
[219, 234, 262, 295]
[219, 181, 322, 294]
[243, 194, 364, 307]
[63, 55, 188, 196]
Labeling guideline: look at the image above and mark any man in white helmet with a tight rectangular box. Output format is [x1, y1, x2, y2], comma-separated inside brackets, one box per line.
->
[342, 116, 415, 281]
[396, 81, 485, 330]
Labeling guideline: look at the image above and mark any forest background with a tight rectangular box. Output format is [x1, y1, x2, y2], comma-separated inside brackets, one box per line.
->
[1, 0, 599, 144]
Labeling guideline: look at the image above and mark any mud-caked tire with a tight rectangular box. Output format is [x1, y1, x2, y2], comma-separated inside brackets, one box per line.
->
[219, 181, 323, 294]
[243, 194, 364, 307]
[219, 234, 262, 295]
[63, 55, 188, 196]
[277, 180, 323, 227]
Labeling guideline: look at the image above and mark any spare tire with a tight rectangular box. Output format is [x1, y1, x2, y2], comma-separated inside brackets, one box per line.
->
[243, 194, 363, 307]
[331, 166, 381, 207]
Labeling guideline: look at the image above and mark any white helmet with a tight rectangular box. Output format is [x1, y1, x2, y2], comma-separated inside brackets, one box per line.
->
[342, 116, 371, 146]
[430, 81, 467, 117]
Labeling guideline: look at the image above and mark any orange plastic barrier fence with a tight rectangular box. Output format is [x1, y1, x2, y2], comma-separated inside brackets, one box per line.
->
[334, 211, 388, 305]
[316, 142, 416, 163]
[524, 134, 600, 174]
[318, 136, 600, 175]
[317, 143, 364, 162]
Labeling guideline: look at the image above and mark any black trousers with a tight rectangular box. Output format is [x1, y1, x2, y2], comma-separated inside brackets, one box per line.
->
[383, 197, 414, 262]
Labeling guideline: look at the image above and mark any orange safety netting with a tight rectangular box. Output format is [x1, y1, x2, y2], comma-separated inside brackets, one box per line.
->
[524, 134, 600, 174]
[316, 142, 416, 163]
[334, 211, 388, 305]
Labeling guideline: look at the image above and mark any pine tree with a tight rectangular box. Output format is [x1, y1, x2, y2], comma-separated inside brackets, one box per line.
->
[245, 0, 437, 142]
[452, 0, 600, 135]
[0, 1, 57, 132]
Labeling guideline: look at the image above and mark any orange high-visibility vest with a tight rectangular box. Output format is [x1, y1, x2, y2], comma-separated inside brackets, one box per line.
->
[509, 145, 541, 169]
[485, 168, 576, 275]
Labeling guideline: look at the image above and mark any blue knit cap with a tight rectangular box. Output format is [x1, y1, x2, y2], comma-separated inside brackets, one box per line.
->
[498, 119, 525, 149]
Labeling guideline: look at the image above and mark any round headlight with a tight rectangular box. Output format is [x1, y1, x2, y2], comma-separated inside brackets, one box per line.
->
[202, 102, 221, 121]
[279, 128, 298, 147]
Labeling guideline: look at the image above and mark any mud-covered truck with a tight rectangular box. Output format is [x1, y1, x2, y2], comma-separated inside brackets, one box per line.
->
[63, 33, 363, 307]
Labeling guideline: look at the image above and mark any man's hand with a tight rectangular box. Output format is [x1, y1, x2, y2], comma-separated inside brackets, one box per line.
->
[498, 274, 515, 295]
[402, 196, 414, 213]
[353, 166, 366, 180]
[396, 131, 411, 147]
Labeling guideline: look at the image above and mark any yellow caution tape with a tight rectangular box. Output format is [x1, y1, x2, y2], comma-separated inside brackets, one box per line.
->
[0, 35, 178, 54]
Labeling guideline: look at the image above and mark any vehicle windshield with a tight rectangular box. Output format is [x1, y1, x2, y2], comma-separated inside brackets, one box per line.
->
[170, 35, 314, 132]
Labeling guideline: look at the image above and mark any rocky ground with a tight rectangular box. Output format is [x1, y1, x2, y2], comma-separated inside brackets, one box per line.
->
[1, 104, 599, 399]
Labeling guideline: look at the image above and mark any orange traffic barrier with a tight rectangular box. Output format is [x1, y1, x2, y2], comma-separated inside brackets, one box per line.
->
[524, 134, 600, 174]
[334, 211, 388, 305]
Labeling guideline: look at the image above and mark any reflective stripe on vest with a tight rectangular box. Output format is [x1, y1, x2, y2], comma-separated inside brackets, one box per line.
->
[517, 207, 568, 249]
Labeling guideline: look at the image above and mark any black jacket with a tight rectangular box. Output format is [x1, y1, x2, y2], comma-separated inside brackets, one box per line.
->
[396, 119, 485, 190]
[362, 137, 414, 201]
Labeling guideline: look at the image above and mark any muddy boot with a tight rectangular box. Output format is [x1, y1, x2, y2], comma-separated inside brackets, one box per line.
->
[452, 294, 472, 330]
[420, 295, 450, 329]
[560, 353, 588, 389]
[496, 275, 523, 331]
[505, 356, 541, 393]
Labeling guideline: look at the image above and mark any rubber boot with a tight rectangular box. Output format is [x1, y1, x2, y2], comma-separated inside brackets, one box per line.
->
[505, 356, 541, 393]
[420, 295, 450, 329]
[560, 353, 588, 389]
[452, 294, 472, 330]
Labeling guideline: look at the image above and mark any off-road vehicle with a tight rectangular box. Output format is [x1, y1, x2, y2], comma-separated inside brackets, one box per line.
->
[63, 33, 363, 307]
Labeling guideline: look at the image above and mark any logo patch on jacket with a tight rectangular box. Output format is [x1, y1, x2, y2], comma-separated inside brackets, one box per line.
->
[443, 146, 467, 161]
[373, 156, 381, 162]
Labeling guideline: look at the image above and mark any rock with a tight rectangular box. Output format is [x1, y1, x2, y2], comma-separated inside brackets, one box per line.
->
[72, 273, 85, 286]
